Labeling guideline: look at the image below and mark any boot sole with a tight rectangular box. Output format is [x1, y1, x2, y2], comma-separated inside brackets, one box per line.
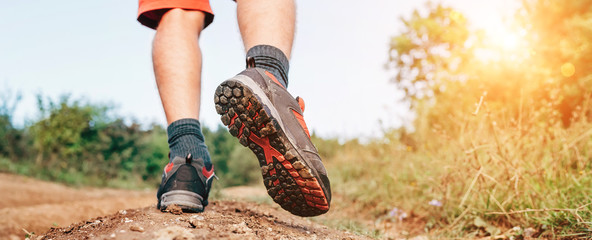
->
[158, 190, 204, 213]
[215, 78, 329, 217]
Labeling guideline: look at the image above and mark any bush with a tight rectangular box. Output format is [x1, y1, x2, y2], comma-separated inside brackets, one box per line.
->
[0, 93, 267, 189]
[0, 95, 171, 188]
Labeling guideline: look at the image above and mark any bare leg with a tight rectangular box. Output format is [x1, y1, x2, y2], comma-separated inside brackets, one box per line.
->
[152, 9, 214, 213]
[153, 9, 206, 124]
[237, 0, 296, 58]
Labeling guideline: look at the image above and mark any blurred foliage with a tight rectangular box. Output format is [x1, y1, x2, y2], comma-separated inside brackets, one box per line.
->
[0, 89, 27, 161]
[0, 94, 168, 187]
[0, 93, 262, 189]
[388, 3, 472, 102]
[203, 125, 261, 187]
[388, 1, 592, 129]
[518, 0, 592, 124]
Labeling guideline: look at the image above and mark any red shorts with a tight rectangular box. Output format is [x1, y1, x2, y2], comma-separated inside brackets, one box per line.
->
[137, 0, 214, 30]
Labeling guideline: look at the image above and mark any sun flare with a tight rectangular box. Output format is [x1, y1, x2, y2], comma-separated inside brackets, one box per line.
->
[475, 26, 529, 62]
[490, 27, 527, 51]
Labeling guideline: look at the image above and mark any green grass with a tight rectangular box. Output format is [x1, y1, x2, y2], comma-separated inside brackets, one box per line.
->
[319, 105, 592, 238]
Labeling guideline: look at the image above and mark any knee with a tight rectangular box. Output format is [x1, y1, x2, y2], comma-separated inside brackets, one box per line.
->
[159, 8, 207, 32]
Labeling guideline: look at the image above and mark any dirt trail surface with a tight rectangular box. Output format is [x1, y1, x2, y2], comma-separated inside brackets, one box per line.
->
[41, 201, 363, 240]
[0, 174, 368, 240]
[0, 173, 155, 240]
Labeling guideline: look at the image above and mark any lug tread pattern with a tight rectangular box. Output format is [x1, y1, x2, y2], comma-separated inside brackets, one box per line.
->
[215, 80, 329, 217]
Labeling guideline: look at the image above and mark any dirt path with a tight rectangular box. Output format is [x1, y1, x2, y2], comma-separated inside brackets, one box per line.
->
[0, 173, 154, 240]
[0, 174, 368, 240]
[41, 201, 363, 240]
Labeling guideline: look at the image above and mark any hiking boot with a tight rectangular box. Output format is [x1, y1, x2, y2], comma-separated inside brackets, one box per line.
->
[157, 154, 216, 212]
[214, 66, 331, 217]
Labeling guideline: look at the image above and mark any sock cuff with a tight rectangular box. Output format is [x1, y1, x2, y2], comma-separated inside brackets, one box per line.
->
[246, 45, 290, 87]
[167, 118, 204, 144]
[247, 45, 290, 71]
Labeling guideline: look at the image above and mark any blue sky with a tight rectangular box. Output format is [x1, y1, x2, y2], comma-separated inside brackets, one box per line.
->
[0, 0, 517, 140]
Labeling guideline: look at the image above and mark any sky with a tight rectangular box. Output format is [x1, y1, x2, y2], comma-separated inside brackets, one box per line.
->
[0, 0, 518, 140]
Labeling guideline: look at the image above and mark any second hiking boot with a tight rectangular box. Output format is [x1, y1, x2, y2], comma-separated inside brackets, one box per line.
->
[214, 67, 331, 217]
[157, 154, 216, 212]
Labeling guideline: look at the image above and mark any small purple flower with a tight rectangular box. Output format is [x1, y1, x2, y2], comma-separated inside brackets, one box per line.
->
[388, 207, 408, 221]
[389, 208, 399, 217]
[429, 199, 443, 207]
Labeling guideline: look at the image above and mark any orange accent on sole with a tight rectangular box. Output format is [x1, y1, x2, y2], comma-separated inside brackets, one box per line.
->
[306, 181, 321, 189]
[248, 133, 284, 164]
[316, 204, 329, 211]
[282, 161, 293, 169]
[296, 180, 306, 186]
[314, 197, 327, 205]
[229, 113, 238, 126]
[247, 129, 329, 209]
[311, 190, 324, 197]
[238, 124, 245, 138]
[248, 130, 329, 210]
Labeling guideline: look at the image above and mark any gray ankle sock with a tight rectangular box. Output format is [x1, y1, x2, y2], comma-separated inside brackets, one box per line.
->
[167, 118, 212, 169]
[246, 45, 290, 88]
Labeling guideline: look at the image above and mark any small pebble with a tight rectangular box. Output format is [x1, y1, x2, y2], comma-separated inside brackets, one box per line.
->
[130, 225, 145, 232]
[188, 219, 203, 228]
